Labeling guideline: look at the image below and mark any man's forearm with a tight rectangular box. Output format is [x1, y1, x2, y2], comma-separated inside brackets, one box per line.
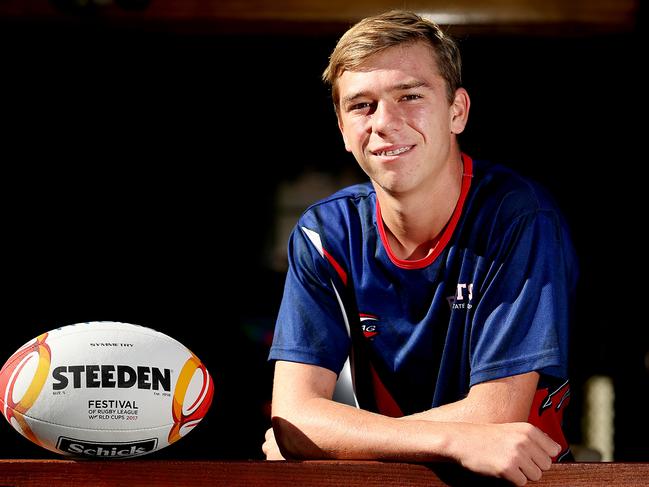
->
[273, 396, 451, 461]
[271, 364, 537, 459]
[403, 371, 540, 424]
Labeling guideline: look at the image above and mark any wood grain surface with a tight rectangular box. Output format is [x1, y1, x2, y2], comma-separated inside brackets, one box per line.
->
[1, 460, 648, 487]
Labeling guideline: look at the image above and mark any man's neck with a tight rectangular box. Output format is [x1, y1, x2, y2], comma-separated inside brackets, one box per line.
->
[376, 154, 464, 261]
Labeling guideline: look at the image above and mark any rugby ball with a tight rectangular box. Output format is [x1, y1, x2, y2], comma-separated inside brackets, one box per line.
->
[0, 321, 213, 458]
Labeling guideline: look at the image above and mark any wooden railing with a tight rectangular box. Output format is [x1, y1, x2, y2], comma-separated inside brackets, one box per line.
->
[1, 460, 648, 486]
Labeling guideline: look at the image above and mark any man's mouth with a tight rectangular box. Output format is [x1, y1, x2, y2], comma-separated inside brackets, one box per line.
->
[373, 145, 413, 157]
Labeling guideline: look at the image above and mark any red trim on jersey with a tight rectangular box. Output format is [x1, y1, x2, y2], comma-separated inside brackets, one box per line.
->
[376, 153, 473, 270]
[323, 248, 348, 286]
[528, 381, 571, 461]
[359, 313, 378, 319]
[369, 363, 403, 418]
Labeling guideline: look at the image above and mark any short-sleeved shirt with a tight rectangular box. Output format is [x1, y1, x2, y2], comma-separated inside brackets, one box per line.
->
[269, 154, 578, 459]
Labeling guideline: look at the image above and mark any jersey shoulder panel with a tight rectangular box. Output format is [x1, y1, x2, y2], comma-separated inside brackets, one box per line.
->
[464, 160, 571, 253]
[297, 182, 375, 246]
[471, 160, 561, 218]
[301, 182, 375, 220]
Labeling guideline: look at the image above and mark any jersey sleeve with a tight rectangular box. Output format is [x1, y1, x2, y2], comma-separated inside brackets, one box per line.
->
[469, 209, 577, 386]
[268, 223, 352, 375]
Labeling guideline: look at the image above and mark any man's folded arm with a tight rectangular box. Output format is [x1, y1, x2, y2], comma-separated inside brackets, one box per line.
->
[269, 360, 559, 487]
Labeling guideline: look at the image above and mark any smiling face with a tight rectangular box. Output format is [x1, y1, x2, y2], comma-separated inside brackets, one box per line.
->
[336, 41, 469, 197]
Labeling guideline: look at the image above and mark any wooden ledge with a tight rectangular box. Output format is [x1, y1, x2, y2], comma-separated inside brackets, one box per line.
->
[1, 460, 648, 486]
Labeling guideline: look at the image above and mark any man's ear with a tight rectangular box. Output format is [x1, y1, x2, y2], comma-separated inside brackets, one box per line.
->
[450, 88, 470, 135]
[337, 112, 352, 153]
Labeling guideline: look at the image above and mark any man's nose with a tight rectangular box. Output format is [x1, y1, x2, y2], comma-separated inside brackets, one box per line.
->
[372, 101, 402, 134]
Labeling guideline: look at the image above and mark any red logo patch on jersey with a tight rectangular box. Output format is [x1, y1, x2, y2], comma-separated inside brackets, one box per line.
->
[359, 313, 379, 339]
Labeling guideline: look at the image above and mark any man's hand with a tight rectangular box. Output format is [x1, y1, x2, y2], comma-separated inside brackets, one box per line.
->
[450, 422, 560, 486]
[262, 427, 285, 460]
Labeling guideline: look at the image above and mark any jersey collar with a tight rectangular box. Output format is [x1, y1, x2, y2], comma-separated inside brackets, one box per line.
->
[376, 153, 473, 270]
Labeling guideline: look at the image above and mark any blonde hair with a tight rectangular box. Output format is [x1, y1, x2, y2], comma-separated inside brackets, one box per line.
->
[323, 10, 462, 109]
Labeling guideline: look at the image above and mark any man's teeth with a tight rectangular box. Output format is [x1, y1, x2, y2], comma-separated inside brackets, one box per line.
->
[377, 146, 411, 156]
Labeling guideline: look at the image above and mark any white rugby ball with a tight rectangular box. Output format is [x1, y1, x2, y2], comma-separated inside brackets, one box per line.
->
[0, 321, 213, 458]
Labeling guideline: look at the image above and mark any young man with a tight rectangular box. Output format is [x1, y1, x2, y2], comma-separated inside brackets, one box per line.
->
[265, 10, 577, 486]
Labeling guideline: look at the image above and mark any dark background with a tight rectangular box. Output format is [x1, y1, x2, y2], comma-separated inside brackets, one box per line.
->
[1, 3, 647, 461]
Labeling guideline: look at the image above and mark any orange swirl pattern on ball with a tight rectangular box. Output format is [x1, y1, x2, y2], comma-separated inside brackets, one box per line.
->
[0, 333, 51, 448]
[168, 352, 214, 444]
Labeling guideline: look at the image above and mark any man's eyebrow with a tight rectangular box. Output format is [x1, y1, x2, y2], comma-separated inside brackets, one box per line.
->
[393, 80, 429, 91]
[341, 80, 430, 106]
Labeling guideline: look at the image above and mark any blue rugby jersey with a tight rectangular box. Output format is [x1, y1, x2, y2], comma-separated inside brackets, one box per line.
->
[269, 154, 578, 458]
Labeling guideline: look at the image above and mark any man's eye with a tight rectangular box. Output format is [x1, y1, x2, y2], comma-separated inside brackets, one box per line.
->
[402, 94, 422, 101]
[350, 102, 372, 111]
